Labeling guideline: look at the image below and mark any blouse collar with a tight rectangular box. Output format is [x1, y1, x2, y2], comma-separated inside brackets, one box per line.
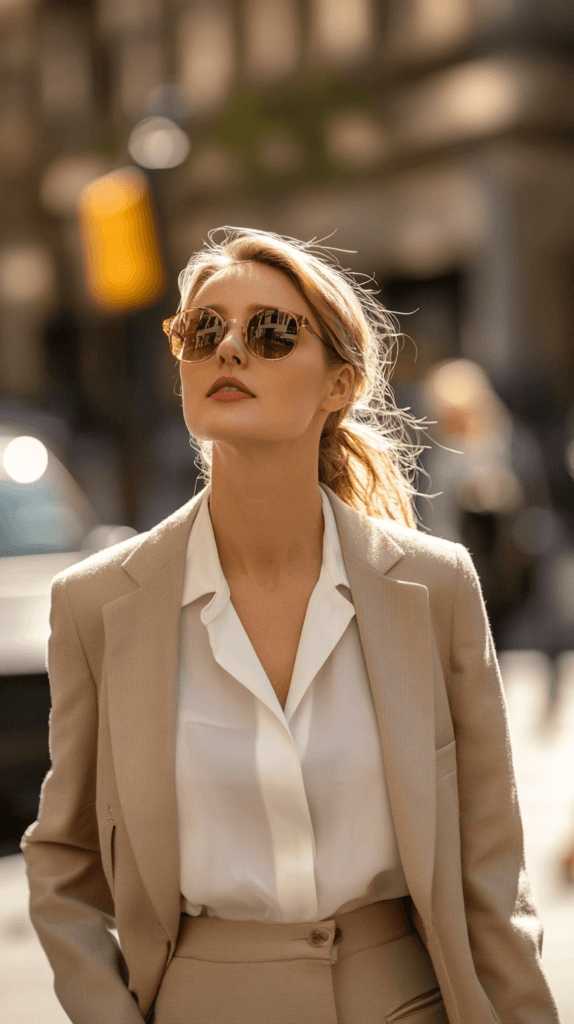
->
[180, 483, 351, 616]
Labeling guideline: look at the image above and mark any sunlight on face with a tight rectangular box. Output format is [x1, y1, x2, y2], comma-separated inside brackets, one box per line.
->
[179, 261, 353, 454]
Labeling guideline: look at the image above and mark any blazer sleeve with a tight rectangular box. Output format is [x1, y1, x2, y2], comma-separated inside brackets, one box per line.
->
[450, 544, 560, 1023]
[20, 575, 145, 1024]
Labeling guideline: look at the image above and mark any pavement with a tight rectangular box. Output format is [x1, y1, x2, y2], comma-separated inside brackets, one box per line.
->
[1, 650, 573, 1023]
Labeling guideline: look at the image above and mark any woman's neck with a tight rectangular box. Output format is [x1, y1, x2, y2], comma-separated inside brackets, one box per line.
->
[207, 453, 324, 587]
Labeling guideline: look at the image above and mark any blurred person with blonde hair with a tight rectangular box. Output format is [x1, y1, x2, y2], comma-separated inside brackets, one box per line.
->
[423, 358, 527, 541]
[422, 358, 551, 649]
[21, 229, 560, 1024]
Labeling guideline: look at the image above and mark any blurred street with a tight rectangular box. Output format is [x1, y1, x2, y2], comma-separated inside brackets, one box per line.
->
[1, 650, 573, 1024]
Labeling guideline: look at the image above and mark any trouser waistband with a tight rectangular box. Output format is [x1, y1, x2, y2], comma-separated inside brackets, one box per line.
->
[177, 897, 413, 963]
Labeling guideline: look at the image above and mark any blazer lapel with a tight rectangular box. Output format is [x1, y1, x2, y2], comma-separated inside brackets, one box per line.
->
[321, 485, 436, 929]
[103, 488, 207, 947]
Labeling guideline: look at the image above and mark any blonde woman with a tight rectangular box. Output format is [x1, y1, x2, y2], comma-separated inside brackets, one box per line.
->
[22, 228, 560, 1024]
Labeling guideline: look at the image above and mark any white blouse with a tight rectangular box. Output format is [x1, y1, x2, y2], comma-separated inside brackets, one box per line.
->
[176, 484, 409, 923]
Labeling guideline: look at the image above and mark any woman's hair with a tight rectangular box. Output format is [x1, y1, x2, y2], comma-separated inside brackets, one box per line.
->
[177, 226, 427, 528]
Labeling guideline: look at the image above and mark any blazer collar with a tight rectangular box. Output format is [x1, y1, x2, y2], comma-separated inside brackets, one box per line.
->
[319, 483, 405, 577]
[121, 486, 207, 588]
[120, 482, 406, 590]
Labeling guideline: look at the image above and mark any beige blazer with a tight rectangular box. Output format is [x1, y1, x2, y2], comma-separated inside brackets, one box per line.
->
[21, 483, 560, 1024]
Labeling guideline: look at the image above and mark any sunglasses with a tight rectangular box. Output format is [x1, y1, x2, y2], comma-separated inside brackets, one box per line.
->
[163, 306, 325, 362]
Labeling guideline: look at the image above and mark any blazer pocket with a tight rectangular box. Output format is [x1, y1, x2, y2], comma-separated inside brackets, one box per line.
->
[386, 987, 448, 1023]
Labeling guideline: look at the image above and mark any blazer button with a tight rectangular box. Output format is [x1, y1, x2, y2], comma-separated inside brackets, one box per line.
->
[308, 927, 330, 946]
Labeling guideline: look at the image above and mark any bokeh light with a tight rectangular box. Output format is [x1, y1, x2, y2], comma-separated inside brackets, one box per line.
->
[128, 116, 191, 170]
[2, 437, 49, 485]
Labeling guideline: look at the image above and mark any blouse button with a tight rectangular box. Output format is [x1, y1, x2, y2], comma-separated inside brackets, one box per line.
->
[308, 927, 330, 946]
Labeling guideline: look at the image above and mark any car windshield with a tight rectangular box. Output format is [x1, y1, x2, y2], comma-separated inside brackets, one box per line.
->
[0, 432, 98, 557]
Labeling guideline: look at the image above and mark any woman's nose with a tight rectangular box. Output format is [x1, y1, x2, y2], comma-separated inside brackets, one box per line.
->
[216, 322, 246, 360]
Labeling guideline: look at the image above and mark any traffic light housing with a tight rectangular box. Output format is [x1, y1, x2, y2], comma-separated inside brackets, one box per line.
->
[78, 166, 166, 313]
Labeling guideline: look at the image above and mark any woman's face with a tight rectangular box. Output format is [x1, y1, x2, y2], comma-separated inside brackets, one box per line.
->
[179, 260, 354, 452]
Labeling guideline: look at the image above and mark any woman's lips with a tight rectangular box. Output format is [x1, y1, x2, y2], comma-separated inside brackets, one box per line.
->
[209, 390, 254, 402]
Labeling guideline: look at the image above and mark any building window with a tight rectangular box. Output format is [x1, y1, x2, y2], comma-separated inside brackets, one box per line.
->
[97, 0, 162, 32]
[39, 12, 92, 119]
[310, 0, 373, 63]
[177, 3, 235, 113]
[244, 0, 299, 82]
[324, 110, 387, 169]
[389, 0, 475, 59]
[117, 37, 166, 120]
[0, 85, 34, 174]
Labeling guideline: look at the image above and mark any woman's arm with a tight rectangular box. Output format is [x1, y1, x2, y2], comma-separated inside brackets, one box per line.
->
[450, 544, 560, 1023]
[20, 575, 145, 1024]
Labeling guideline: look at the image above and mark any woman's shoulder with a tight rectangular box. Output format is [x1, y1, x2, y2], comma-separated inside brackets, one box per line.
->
[51, 529, 149, 597]
[380, 518, 464, 572]
[378, 521, 481, 630]
[51, 493, 202, 599]
[375, 518, 482, 602]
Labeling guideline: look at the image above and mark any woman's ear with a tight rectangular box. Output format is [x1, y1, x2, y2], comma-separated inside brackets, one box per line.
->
[332, 365, 355, 404]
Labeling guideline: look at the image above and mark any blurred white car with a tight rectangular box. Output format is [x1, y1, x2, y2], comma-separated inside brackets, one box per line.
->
[0, 426, 136, 674]
[0, 425, 136, 852]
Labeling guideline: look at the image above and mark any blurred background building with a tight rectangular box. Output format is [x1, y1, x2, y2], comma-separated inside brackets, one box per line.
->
[1, 0, 573, 530]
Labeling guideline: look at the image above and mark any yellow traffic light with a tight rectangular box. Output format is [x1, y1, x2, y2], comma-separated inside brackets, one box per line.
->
[78, 166, 166, 313]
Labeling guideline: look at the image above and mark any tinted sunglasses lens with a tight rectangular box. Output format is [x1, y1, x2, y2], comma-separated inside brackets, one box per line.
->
[247, 309, 298, 359]
[171, 309, 224, 361]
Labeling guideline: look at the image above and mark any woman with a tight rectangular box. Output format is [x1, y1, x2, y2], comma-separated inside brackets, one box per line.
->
[22, 228, 560, 1024]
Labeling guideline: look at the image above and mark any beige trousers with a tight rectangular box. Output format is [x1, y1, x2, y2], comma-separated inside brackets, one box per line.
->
[152, 897, 448, 1024]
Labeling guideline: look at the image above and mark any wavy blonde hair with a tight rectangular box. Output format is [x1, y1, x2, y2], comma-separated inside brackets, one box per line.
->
[177, 226, 425, 528]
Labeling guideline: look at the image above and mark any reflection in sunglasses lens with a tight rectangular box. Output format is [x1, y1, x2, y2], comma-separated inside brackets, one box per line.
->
[181, 310, 222, 360]
[248, 309, 297, 359]
[174, 307, 299, 360]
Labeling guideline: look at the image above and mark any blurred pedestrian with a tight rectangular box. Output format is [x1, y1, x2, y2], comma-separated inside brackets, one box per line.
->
[21, 229, 560, 1024]
[421, 358, 551, 650]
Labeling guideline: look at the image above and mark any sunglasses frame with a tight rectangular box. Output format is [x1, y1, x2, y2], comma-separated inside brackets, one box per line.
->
[162, 305, 325, 362]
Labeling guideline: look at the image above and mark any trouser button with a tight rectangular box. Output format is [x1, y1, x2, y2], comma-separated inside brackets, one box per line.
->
[308, 927, 330, 946]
